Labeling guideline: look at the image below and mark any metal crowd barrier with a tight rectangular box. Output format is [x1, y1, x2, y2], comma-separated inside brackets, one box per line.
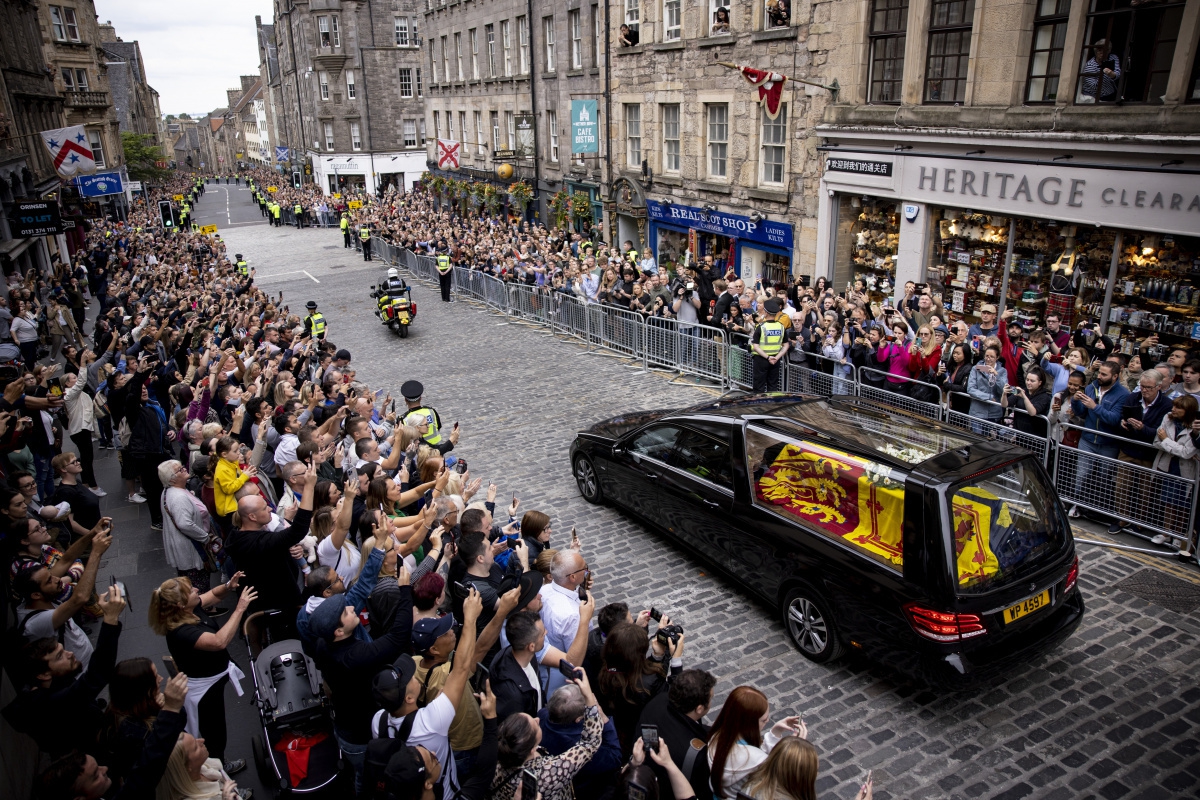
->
[1054, 424, 1198, 544]
[785, 352, 857, 397]
[942, 392, 1052, 464]
[855, 367, 944, 421]
[375, 239, 1199, 540]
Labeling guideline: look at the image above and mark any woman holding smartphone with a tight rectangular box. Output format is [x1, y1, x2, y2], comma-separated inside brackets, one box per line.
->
[149, 574, 257, 775]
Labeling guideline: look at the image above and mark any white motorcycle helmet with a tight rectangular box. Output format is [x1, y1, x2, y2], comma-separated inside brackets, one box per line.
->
[387, 268, 399, 279]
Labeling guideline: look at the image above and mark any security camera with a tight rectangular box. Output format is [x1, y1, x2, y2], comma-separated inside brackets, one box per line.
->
[748, 210, 763, 224]
[827, 188, 835, 198]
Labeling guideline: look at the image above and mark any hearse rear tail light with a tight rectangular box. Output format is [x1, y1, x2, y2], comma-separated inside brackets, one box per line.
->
[903, 602, 987, 642]
[1064, 556, 1079, 595]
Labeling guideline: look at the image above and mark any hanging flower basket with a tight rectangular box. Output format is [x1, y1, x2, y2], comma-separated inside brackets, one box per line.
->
[549, 189, 571, 230]
[571, 191, 593, 227]
[508, 181, 533, 215]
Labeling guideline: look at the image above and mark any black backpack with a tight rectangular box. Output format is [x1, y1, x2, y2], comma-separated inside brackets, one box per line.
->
[362, 708, 418, 800]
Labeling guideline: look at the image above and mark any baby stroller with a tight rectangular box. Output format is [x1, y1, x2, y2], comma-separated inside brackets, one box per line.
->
[244, 610, 343, 797]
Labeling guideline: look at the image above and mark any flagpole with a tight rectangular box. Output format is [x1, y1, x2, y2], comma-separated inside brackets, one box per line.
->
[716, 62, 839, 100]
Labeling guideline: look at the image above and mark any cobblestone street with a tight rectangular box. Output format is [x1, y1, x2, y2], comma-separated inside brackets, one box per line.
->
[188, 189, 1200, 800]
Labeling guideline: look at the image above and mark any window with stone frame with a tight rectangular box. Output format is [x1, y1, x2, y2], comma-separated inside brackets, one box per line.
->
[544, 17, 556, 72]
[455, 32, 464, 81]
[760, 106, 787, 185]
[662, 104, 680, 172]
[625, 104, 641, 168]
[570, 10, 583, 69]
[706, 103, 728, 179]
[924, 0, 974, 104]
[664, 0, 682, 41]
[502, 20, 512, 77]
[88, 130, 105, 168]
[403, 119, 418, 147]
[486, 24, 497, 77]
[518, 16, 530, 74]
[395, 17, 409, 46]
[400, 68, 414, 98]
[868, 0, 907, 104]
[351, 122, 362, 150]
[548, 109, 559, 162]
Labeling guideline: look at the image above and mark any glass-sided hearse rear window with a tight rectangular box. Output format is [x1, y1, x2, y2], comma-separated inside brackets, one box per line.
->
[768, 400, 974, 464]
[746, 426, 905, 570]
[949, 459, 1067, 593]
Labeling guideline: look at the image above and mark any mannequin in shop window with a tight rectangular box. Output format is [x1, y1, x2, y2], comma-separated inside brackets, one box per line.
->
[1048, 227, 1085, 329]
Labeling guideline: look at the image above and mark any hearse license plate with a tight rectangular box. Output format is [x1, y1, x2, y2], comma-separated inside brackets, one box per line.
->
[1003, 590, 1050, 624]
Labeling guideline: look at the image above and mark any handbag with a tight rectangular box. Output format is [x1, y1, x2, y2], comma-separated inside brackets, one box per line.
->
[163, 491, 224, 570]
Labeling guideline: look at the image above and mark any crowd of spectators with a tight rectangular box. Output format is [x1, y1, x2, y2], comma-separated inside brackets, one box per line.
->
[0, 174, 877, 800]
[321, 181, 1200, 557]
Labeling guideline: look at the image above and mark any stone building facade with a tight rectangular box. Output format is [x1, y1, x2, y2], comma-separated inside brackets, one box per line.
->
[0, 0, 69, 280]
[811, 0, 1200, 342]
[606, 0, 833, 282]
[272, 0, 428, 194]
[422, 0, 606, 228]
[97, 23, 162, 145]
[256, 15, 287, 171]
[34, 0, 123, 175]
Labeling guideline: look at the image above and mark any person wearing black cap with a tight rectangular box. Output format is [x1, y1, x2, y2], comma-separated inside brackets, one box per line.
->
[303, 301, 327, 341]
[750, 298, 789, 392]
[312, 563, 415, 792]
[370, 588, 483, 799]
[401, 380, 458, 454]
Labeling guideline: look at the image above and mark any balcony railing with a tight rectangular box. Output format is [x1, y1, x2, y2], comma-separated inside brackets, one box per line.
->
[65, 90, 109, 108]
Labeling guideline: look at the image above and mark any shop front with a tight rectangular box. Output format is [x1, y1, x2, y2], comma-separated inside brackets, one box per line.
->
[817, 146, 1200, 352]
[645, 199, 794, 283]
[313, 152, 426, 196]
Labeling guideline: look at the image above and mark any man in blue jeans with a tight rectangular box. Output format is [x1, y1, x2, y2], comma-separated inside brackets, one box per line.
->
[1070, 361, 1130, 518]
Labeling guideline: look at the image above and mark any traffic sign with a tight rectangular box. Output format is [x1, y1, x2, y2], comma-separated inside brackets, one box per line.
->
[347, 200, 363, 209]
[199, 224, 218, 235]
[267, 186, 278, 192]
[173, 194, 184, 201]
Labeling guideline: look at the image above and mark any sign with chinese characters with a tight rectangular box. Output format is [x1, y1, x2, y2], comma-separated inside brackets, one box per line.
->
[826, 158, 893, 177]
[571, 100, 598, 154]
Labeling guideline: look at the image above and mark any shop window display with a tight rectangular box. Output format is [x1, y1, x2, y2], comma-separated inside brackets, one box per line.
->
[1105, 234, 1200, 355]
[926, 211, 1014, 323]
[840, 196, 899, 298]
[656, 228, 690, 274]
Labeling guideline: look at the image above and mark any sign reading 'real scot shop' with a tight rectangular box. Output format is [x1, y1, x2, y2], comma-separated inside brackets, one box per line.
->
[646, 200, 794, 250]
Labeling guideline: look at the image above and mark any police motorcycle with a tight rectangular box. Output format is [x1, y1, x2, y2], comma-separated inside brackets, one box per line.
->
[370, 269, 417, 337]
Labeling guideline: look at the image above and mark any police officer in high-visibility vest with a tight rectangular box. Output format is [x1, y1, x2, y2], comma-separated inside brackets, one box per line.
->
[751, 298, 790, 392]
[235, 253, 250, 279]
[360, 223, 372, 261]
[436, 251, 453, 302]
[341, 213, 352, 248]
[294, 202, 305, 229]
[400, 380, 458, 455]
[303, 300, 327, 341]
[271, 201, 282, 227]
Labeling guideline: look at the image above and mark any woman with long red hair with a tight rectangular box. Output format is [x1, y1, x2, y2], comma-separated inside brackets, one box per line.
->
[706, 685, 804, 799]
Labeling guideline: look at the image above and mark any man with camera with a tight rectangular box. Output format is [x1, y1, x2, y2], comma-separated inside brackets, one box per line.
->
[637, 669, 718, 800]
[539, 550, 597, 696]
[671, 271, 703, 364]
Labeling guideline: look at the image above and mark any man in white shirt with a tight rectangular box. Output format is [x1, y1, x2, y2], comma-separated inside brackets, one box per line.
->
[369, 589, 482, 798]
[273, 414, 302, 469]
[539, 550, 593, 696]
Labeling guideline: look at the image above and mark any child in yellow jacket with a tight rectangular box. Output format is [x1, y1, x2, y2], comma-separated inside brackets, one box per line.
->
[213, 436, 256, 518]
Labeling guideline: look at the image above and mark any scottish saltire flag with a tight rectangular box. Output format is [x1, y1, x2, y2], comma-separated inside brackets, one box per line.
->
[275, 146, 290, 162]
[41, 126, 96, 177]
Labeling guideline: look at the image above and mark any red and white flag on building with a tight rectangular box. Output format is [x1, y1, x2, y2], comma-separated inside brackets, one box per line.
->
[436, 138, 461, 170]
[40, 125, 97, 178]
[720, 63, 788, 119]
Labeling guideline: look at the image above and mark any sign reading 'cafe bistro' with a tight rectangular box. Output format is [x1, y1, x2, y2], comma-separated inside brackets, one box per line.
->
[824, 155, 1200, 237]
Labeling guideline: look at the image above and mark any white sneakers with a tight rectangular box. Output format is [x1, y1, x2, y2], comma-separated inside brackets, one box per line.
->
[127, 493, 146, 504]
[90, 487, 107, 497]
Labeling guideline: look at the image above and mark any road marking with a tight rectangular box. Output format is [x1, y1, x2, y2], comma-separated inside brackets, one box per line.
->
[303, 270, 320, 283]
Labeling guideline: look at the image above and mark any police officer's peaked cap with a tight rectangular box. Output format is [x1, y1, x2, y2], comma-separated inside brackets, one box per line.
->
[401, 380, 424, 402]
[306, 300, 318, 310]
